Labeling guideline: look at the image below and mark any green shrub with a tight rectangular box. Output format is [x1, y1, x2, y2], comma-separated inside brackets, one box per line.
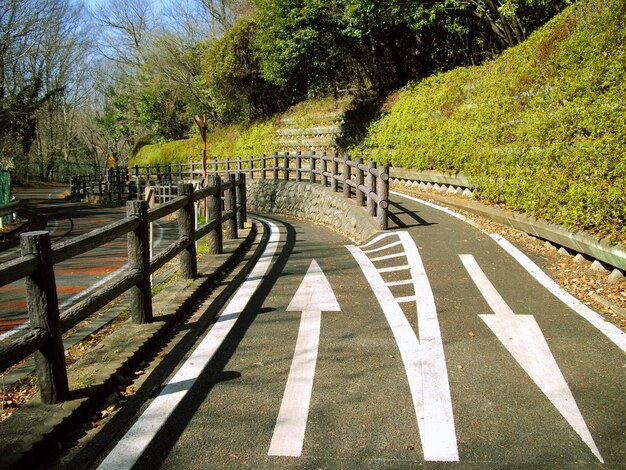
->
[354, 0, 626, 243]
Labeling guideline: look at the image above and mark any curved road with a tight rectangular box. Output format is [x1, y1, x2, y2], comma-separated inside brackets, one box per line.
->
[67, 192, 625, 468]
[0, 185, 177, 339]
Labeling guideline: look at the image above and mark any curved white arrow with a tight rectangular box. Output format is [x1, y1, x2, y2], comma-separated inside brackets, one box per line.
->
[460, 254, 603, 463]
[268, 259, 340, 457]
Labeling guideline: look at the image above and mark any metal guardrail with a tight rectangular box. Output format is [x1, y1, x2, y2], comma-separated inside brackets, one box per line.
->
[0, 175, 246, 404]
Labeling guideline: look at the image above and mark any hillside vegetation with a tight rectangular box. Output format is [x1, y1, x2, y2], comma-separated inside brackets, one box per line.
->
[355, 0, 625, 243]
[135, 0, 625, 244]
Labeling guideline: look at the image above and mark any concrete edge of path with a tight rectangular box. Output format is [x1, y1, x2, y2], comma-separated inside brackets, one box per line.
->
[0, 226, 258, 470]
[391, 184, 626, 274]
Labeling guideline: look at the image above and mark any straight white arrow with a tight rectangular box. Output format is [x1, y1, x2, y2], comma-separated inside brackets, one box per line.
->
[268, 259, 340, 457]
[460, 254, 603, 463]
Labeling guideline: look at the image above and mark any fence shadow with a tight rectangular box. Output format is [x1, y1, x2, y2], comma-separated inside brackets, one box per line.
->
[387, 200, 436, 229]
[64, 216, 297, 468]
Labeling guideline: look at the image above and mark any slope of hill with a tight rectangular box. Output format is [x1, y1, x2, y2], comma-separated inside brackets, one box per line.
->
[355, 0, 625, 243]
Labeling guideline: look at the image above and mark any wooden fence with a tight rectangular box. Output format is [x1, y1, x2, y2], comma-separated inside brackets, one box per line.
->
[0, 175, 246, 404]
[70, 152, 389, 229]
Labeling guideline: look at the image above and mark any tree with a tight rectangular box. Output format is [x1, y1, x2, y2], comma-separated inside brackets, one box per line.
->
[202, 18, 286, 124]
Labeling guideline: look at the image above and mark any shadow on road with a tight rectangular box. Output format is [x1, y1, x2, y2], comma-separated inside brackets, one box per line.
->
[387, 200, 436, 229]
[63, 216, 296, 468]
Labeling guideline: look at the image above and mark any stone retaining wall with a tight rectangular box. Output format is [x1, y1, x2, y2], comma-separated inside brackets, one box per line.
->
[246, 179, 379, 242]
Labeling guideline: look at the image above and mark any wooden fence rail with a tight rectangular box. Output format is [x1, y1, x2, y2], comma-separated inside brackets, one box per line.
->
[70, 151, 388, 229]
[0, 174, 246, 404]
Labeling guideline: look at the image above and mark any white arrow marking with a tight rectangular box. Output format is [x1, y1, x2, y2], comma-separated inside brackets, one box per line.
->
[348, 232, 459, 462]
[268, 259, 340, 457]
[460, 254, 603, 463]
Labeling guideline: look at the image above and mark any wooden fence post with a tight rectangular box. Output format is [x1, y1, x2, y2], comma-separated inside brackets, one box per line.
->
[177, 183, 197, 279]
[261, 155, 267, 180]
[273, 153, 279, 180]
[236, 173, 246, 229]
[310, 151, 316, 184]
[127, 201, 153, 323]
[331, 152, 339, 192]
[377, 166, 389, 230]
[343, 157, 351, 199]
[249, 156, 254, 179]
[356, 157, 365, 206]
[295, 151, 301, 183]
[284, 152, 290, 181]
[367, 161, 376, 217]
[21, 231, 69, 404]
[225, 174, 238, 240]
[207, 175, 223, 254]
[320, 152, 327, 186]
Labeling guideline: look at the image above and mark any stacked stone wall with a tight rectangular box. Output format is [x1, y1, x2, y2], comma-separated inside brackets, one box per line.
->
[246, 179, 379, 242]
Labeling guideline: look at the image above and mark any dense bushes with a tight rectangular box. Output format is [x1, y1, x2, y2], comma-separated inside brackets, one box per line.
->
[355, 0, 626, 243]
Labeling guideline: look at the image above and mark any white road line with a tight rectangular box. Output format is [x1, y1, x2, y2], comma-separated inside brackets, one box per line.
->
[370, 252, 406, 262]
[347, 234, 459, 462]
[378, 265, 410, 273]
[362, 232, 400, 249]
[268, 260, 341, 457]
[392, 190, 624, 352]
[390, 191, 480, 228]
[460, 254, 603, 463]
[363, 240, 403, 254]
[490, 235, 626, 353]
[97, 218, 280, 470]
[386, 279, 413, 287]
[396, 296, 417, 304]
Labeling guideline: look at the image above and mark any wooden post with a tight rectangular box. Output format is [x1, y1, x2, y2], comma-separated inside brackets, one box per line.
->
[21, 231, 68, 404]
[377, 166, 389, 230]
[273, 153, 279, 180]
[178, 162, 183, 181]
[367, 161, 376, 217]
[207, 175, 223, 254]
[331, 152, 339, 192]
[284, 152, 290, 181]
[343, 157, 351, 199]
[261, 155, 267, 180]
[320, 152, 327, 187]
[225, 174, 238, 240]
[127, 201, 153, 323]
[177, 183, 197, 279]
[249, 156, 254, 179]
[310, 152, 316, 184]
[295, 151, 301, 183]
[356, 157, 365, 206]
[236, 173, 246, 229]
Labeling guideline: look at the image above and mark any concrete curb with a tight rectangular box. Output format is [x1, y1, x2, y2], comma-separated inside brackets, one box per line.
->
[0, 227, 257, 469]
[390, 175, 626, 274]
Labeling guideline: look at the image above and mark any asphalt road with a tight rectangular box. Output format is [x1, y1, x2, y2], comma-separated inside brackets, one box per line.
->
[71, 194, 625, 469]
[0, 185, 178, 339]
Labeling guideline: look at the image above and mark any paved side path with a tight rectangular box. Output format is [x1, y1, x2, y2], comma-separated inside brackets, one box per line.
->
[70, 195, 624, 469]
[0, 186, 177, 339]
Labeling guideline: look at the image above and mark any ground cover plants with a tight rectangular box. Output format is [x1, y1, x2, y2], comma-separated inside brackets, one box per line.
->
[355, 0, 625, 243]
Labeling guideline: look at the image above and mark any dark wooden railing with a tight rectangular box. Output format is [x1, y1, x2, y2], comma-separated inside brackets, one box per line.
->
[0, 200, 20, 227]
[70, 152, 389, 229]
[0, 175, 246, 404]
